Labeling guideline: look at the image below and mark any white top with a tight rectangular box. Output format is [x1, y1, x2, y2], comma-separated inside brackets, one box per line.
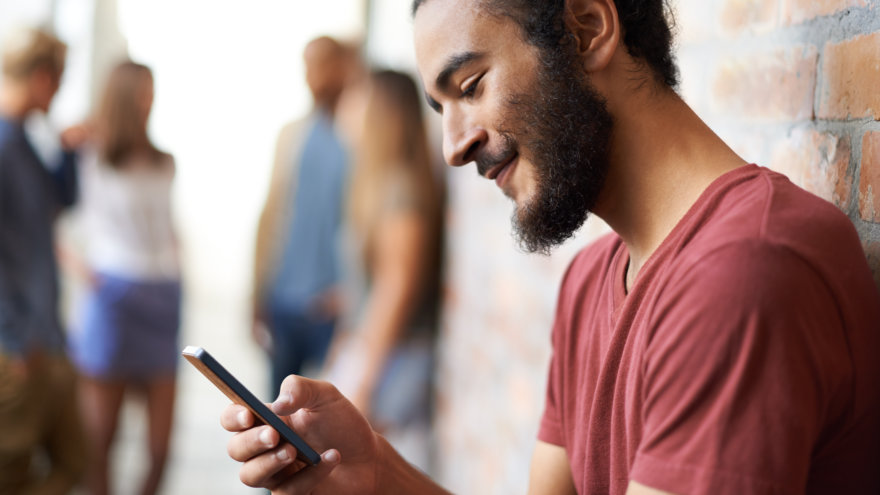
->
[78, 149, 179, 280]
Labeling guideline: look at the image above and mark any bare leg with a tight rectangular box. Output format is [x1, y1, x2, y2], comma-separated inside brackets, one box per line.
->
[138, 376, 175, 495]
[78, 377, 125, 495]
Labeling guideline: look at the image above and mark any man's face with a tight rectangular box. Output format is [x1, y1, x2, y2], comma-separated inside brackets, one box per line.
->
[414, 0, 613, 253]
[304, 42, 345, 107]
[30, 67, 61, 113]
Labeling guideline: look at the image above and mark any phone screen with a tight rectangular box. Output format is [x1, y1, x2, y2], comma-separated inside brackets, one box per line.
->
[181, 346, 321, 465]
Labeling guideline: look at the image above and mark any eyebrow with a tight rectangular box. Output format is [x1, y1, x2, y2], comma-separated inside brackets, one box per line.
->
[424, 51, 485, 113]
[435, 51, 484, 91]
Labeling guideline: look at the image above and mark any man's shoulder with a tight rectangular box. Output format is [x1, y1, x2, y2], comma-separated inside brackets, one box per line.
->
[659, 165, 878, 324]
[271, 113, 320, 176]
[682, 165, 860, 272]
[276, 114, 316, 141]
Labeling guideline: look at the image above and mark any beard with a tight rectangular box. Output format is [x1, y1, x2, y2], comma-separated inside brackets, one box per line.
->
[477, 45, 614, 254]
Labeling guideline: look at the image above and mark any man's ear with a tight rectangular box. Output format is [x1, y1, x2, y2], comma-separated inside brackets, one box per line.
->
[564, 0, 620, 73]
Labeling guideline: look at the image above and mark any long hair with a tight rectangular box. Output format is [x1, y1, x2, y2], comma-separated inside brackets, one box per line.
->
[94, 61, 162, 167]
[347, 69, 444, 273]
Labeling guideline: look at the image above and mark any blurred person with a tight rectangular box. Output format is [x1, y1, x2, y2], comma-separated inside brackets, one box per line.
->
[65, 61, 180, 495]
[219, 0, 880, 494]
[0, 26, 86, 494]
[326, 69, 444, 471]
[252, 36, 354, 394]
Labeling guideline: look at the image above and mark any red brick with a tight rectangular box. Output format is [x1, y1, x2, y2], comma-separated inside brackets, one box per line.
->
[860, 131, 880, 221]
[712, 46, 818, 121]
[721, 0, 779, 34]
[818, 32, 880, 120]
[782, 0, 867, 25]
[771, 128, 853, 208]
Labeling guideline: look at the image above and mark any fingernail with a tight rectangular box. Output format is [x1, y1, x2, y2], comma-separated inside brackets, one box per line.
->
[260, 428, 274, 447]
[323, 450, 340, 464]
[276, 448, 290, 462]
[237, 410, 248, 426]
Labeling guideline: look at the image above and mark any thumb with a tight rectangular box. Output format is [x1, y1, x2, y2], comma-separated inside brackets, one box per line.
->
[271, 375, 333, 416]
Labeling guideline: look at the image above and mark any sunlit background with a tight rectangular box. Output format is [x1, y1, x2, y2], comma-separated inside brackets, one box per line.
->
[0, 1, 425, 493]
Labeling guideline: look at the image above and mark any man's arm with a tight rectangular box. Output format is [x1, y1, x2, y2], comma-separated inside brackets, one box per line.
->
[526, 443, 681, 495]
[54, 123, 89, 209]
[630, 242, 843, 493]
[528, 441, 576, 495]
[222, 374, 451, 494]
[51, 149, 78, 208]
[251, 120, 304, 347]
[626, 481, 676, 495]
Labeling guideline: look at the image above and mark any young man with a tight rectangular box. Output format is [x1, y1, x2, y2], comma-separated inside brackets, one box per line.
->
[220, 1, 880, 493]
[0, 26, 86, 494]
[252, 36, 354, 394]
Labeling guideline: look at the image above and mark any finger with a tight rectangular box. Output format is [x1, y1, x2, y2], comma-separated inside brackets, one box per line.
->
[238, 444, 299, 488]
[272, 375, 338, 416]
[227, 425, 279, 462]
[220, 404, 255, 432]
[271, 449, 342, 493]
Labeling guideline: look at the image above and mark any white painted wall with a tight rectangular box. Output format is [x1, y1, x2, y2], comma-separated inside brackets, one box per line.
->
[366, 0, 416, 70]
[117, 0, 366, 308]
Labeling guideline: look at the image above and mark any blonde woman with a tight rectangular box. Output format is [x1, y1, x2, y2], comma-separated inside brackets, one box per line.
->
[327, 69, 445, 470]
[66, 62, 180, 495]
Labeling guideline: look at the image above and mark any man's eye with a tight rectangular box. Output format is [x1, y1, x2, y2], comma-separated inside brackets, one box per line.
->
[461, 75, 482, 98]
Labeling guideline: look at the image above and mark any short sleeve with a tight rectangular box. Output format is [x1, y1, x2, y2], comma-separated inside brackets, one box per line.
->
[538, 314, 566, 447]
[537, 255, 587, 448]
[631, 241, 848, 495]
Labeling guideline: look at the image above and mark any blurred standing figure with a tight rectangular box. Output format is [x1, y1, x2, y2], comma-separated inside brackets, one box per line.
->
[328, 69, 444, 471]
[0, 26, 86, 495]
[253, 36, 352, 394]
[66, 62, 180, 495]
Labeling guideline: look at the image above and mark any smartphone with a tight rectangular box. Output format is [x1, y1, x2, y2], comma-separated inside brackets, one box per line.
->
[181, 345, 321, 466]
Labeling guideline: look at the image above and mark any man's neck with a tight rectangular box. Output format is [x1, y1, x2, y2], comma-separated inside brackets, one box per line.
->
[314, 97, 338, 119]
[593, 85, 746, 290]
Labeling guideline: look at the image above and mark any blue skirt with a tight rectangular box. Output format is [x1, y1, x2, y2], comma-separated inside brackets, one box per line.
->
[69, 273, 181, 381]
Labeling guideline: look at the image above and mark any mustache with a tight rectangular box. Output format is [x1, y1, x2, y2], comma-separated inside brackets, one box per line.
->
[475, 133, 517, 177]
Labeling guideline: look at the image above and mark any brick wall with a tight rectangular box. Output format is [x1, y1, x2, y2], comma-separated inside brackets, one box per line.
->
[677, 0, 880, 285]
[433, 1, 880, 493]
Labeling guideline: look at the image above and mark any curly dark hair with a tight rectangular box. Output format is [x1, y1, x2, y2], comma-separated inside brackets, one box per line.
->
[411, 0, 678, 88]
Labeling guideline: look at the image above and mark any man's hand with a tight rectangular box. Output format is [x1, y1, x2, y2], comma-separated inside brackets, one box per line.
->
[221, 375, 381, 494]
[60, 123, 90, 151]
[308, 287, 343, 322]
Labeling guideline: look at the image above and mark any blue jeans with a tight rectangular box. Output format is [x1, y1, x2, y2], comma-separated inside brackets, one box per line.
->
[267, 304, 335, 396]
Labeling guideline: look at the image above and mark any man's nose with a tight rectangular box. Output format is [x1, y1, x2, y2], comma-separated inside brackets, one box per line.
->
[442, 113, 488, 167]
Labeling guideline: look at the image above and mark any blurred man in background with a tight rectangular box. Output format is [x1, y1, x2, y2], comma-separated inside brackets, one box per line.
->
[0, 26, 86, 494]
[252, 36, 355, 395]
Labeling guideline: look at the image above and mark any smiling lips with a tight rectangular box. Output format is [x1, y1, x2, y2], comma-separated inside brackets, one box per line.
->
[485, 152, 518, 190]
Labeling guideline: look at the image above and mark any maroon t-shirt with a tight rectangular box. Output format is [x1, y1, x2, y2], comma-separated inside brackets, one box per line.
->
[538, 165, 880, 494]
